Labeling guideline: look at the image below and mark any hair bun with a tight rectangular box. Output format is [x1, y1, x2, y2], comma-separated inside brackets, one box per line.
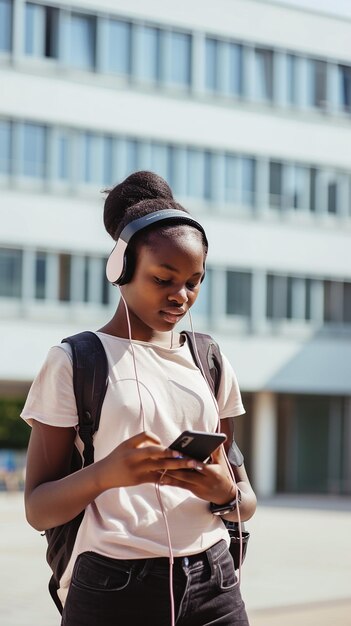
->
[104, 171, 174, 239]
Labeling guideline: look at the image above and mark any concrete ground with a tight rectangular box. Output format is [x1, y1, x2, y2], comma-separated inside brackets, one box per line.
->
[1, 492, 350, 626]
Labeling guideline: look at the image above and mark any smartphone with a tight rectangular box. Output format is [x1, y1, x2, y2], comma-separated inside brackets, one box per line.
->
[168, 430, 227, 462]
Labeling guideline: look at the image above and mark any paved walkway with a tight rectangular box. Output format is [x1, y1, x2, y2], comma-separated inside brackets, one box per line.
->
[1, 492, 350, 625]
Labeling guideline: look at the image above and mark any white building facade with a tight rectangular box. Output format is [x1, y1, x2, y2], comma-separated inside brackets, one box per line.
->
[1, 0, 351, 497]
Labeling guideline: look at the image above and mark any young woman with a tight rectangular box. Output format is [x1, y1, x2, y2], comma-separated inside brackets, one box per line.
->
[22, 171, 256, 626]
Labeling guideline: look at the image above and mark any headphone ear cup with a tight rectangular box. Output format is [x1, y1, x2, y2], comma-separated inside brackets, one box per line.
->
[118, 249, 136, 285]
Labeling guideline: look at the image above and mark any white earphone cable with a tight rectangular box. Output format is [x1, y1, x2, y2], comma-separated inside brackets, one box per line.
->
[119, 289, 176, 626]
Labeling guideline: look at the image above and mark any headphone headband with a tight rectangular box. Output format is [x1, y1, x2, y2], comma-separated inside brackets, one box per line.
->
[106, 209, 207, 285]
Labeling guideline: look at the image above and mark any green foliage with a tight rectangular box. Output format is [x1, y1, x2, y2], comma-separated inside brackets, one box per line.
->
[0, 397, 29, 449]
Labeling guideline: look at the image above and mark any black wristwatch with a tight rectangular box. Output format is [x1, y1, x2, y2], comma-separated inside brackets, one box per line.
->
[210, 487, 242, 516]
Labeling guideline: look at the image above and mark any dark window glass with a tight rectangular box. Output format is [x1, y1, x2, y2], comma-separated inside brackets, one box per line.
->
[305, 278, 311, 321]
[287, 277, 293, 319]
[344, 283, 351, 323]
[327, 180, 337, 214]
[101, 257, 109, 305]
[83, 256, 89, 303]
[242, 157, 256, 207]
[311, 59, 327, 109]
[255, 48, 274, 101]
[338, 65, 351, 113]
[269, 161, 283, 209]
[266, 274, 288, 319]
[25, 3, 58, 58]
[35, 252, 46, 299]
[324, 280, 342, 323]
[0, 248, 22, 298]
[226, 271, 251, 316]
[310, 167, 317, 212]
[59, 254, 71, 302]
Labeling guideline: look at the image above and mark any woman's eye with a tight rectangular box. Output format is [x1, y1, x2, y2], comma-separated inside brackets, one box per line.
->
[186, 281, 199, 291]
[154, 277, 170, 285]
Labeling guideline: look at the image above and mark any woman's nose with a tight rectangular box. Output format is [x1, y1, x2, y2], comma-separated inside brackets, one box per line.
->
[168, 287, 188, 304]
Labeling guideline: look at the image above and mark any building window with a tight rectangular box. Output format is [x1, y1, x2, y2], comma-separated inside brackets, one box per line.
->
[102, 136, 114, 186]
[58, 253, 71, 301]
[344, 282, 351, 324]
[0, 0, 12, 52]
[69, 13, 96, 70]
[327, 178, 338, 214]
[226, 271, 251, 316]
[305, 278, 312, 320]
[205, 37, 218, 91]
[105, 18, 131, 76]
[54, 130, 70, 180]
[135, 25, 161, 82]
[192, 269, 210, 316]
[286, 54, 298, 106]
[267, 274, 288, 319]
[101, 257, 109, 305]
[168, 31, 191, 86]
[228, 42, 243, 96]
[324, 280, 343, 324]
[0, 120, 11, 174]
[187, 149, 205, 198]
[25, 3, 58, 58]
[255, 48, 274, 101]
[224, 154, 238, 204]
[338, 65, 351, 113]
[309, 59, 327, 109]
[35, 251, 47, 299]
[269, 161, 283, 209]
[285, 164, 309, 210]
[0, 248, 22, 298]
[309, 167, 317, 212]
[205, 38, 243, 96]
[241, 157, 255, 207]
[80, 132, 99, 183]
[22, 122, 46, 178]
[150, 142, 171, 183]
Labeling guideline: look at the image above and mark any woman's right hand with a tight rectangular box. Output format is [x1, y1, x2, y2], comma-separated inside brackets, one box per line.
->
[24, 422, 201, 531]
[95, 430, 202, 491]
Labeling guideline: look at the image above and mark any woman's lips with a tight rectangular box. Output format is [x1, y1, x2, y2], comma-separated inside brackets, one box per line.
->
[160, 309, 185, 323]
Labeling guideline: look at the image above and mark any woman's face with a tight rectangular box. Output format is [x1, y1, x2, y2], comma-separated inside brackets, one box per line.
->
[121, 228, 206, 341]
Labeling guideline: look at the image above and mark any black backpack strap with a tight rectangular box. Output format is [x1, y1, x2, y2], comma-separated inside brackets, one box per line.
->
[62, 331, 108, 467]
[181, 330, 222, 397]
[181, 330, 243, 467]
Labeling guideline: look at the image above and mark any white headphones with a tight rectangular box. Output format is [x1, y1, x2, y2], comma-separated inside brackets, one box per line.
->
[106, 209, 208, 285]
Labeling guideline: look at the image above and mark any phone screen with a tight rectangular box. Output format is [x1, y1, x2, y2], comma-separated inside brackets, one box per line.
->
[169, 430, 227, 462]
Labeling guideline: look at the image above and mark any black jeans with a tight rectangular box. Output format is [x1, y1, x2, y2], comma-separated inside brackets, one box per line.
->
[61, 540, 249, 626]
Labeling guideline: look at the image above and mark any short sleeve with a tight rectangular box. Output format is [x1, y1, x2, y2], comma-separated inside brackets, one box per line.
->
[216, 352, 245, 419]
[20, 345, 78, 428]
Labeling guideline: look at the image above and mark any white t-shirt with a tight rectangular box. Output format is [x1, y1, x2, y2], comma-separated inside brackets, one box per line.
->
[21, 331, 245, 605]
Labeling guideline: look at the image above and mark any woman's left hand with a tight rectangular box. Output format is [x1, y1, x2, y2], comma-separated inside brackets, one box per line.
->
[159, 444, 236, 505]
